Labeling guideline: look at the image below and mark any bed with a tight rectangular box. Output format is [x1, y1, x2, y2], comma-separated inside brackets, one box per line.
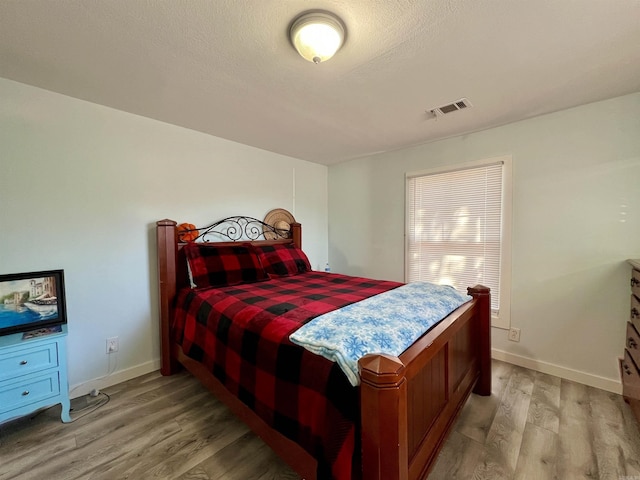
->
[156, 216, 491, 480]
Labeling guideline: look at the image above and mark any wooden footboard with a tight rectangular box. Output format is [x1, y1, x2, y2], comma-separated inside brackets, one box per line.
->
[359, 285, 490, 480]
[156, 219, 491, 480]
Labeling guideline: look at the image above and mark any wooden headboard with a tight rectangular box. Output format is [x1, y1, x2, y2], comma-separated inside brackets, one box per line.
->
[156, 217, 301, 375]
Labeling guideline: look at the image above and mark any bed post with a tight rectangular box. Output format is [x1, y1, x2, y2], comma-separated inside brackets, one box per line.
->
[359, 354, 409, 480]
[157, 219, 180, 375]
[468, 285, 491, 396]
[290, 222, 301, 249]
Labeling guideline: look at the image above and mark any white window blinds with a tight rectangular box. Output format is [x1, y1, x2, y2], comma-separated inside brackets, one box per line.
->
[407, 162, 503, 313]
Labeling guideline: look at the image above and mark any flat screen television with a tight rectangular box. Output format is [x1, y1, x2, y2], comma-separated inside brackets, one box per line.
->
[0, 269, 67, 337]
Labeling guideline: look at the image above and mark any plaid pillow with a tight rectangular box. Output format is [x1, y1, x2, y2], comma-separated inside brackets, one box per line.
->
[184, 243, 268, 288]
[255, 243, 312, 277]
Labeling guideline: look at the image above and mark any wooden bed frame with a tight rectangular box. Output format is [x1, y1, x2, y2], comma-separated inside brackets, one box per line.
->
[156, 218, 491, 480]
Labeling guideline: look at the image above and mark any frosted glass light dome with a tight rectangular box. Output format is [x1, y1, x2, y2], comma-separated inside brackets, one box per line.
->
[290, 12, 345, 64]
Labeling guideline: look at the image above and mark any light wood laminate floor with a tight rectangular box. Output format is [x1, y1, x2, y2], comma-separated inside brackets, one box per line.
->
[1, 360, 639, 479]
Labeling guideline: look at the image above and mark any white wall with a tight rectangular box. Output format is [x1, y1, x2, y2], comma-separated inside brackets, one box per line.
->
[0, 78, 328, 395]
[329, 93, 640, 392]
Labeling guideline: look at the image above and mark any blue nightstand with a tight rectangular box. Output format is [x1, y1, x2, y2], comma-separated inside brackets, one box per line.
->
[0, 324, 71, 424]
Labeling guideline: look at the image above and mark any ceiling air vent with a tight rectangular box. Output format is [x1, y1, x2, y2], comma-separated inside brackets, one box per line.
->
[428, 98, 473, 118]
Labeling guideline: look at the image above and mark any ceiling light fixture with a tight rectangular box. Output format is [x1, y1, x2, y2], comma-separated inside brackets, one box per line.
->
[289, 11, 345, 64]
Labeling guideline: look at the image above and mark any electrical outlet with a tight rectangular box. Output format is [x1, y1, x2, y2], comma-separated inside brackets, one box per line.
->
[106, 336, 119, 354]
[508, 327, 521, 342]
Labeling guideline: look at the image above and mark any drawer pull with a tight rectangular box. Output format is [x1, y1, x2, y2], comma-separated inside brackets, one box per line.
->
[21, 390, 30, 396]
[629, 337, 639, 349]
[19, 360, 28, 365]
[632, 277, 640, 287]
[632, 308, 639, 319]
[623, 362, 633, 375]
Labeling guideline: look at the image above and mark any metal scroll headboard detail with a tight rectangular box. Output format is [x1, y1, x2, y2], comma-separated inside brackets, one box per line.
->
[180, 216, 291, 243]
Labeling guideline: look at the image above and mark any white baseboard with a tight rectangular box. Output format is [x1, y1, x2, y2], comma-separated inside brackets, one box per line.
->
[492, 348, 622, 394]
[69, 358, 161, 399]
[69, 351, 622, 399]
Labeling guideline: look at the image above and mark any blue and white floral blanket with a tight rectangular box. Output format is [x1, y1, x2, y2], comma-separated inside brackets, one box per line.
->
[289, 282, 471, 386]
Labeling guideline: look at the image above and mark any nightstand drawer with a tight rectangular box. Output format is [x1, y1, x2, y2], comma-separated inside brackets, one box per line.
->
[632, 268, 640, 299]
[0, 371, 61, 413]
[0, 343, 58, 382]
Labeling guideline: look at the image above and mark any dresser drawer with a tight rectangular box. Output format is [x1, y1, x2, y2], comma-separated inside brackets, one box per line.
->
[627, 322, 640, 369]
[632, 268, 640, 299]
[0, 371, 61, 414]
[0, 343, 58, 382]
[621, 350, 640, 400]
[631, 294, 640, 334]
[620, 356, 638, 400]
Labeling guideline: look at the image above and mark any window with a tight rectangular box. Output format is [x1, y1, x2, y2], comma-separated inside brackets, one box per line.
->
[406, 156, 512, 328]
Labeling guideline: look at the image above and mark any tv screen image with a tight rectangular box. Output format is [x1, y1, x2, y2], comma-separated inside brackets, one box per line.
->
[0, 269, 67, 337]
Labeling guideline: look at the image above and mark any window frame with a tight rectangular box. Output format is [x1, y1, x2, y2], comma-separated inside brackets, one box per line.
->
[405, 155, 512, 329]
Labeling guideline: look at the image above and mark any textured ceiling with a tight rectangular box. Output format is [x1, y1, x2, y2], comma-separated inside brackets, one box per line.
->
[1, 0, 639, 165]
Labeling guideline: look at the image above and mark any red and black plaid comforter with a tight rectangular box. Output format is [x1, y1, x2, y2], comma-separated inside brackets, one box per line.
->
[173, 271, 402, 480]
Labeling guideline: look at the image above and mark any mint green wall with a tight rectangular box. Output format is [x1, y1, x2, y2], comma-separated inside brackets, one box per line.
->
[0, 78, 328, 395]
[329, 93, 640, 391]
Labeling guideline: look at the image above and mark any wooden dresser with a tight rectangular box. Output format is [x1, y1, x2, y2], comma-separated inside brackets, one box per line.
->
[621, 259, 640, 423]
